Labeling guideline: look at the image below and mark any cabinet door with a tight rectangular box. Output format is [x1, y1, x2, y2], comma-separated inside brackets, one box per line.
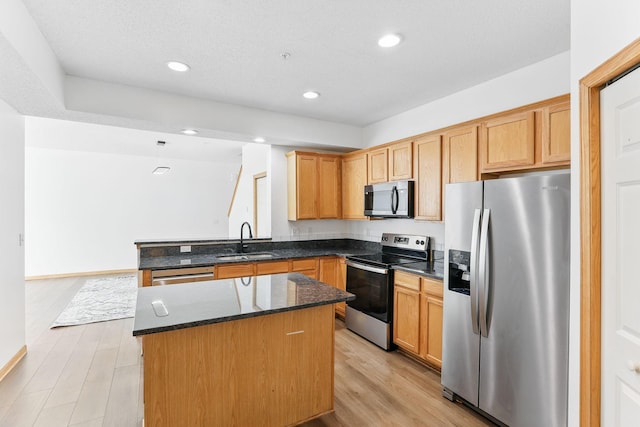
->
[413, 135, 442, 221]
[295, 154, 318, 219]
[319, 257, 338, 287]
[318, 156, 342, 219]
[443, 126, 478, 185]
[280, 304, 334, 424]
[341, 153, 368, 219]
[388, 141, 413, 181]
[480, 111, 535, 172]
[422, 293, 443, 369]
[541, 100, 571, 164]
[393, 286, 421, 354]
[367, 147, 388, 184]
[420, 277, 443, 369]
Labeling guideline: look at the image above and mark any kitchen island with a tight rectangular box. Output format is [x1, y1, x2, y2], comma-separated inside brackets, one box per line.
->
[133, 272, 354, 427]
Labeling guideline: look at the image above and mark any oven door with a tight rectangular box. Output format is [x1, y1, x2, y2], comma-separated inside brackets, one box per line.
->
[346, 260, 392, 323]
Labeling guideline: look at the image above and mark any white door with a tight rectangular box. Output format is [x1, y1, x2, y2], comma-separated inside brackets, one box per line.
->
[601, 66, 640, 426]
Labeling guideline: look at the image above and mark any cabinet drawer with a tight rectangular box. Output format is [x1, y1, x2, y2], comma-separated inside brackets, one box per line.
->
[255, 260, 289, 275]
[394, 271, 421, 291]
[422, 277, 443, 297]
[215, 263, 255, 279]
[291, 258, 318, 271]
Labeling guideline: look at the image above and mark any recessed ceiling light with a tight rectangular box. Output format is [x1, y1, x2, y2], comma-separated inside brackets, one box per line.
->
[152, 166, 171, 175]
[303, 91, 320, 99]
[378, 34, 402, 48]
[253, 137, 266, 143]
[167, 61, 190, 72]
[181, 129, 198, 135]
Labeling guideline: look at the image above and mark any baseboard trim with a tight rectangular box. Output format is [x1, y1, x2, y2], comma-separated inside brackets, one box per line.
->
[25, 269, 138, 281]
[0, 345, 27, 382]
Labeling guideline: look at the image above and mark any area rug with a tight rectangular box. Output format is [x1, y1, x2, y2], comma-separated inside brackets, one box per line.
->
[50, 274, 137, 328]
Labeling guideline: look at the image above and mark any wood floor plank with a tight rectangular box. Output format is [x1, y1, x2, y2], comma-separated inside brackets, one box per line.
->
[103, 364, 142, 427]
[0, 389, 50, 427]
[33, 402, 75, 427]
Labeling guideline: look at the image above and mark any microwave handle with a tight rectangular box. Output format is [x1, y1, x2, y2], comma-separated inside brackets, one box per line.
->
[391, 186, 399, 214]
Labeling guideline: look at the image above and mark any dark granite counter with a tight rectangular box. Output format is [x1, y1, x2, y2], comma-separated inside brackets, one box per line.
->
[133, 272, 355, 336]
[138, 238, 380, 270]
[393, 262, 444, 280]
[392, 250, 445, 280]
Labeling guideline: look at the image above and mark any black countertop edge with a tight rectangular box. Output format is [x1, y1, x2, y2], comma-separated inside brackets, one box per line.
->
[133, 273, 355, 337]
[133, 297, 354, 337]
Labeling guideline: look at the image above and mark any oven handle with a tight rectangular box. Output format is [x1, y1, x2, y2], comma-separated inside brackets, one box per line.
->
[346, 260, 388, 275]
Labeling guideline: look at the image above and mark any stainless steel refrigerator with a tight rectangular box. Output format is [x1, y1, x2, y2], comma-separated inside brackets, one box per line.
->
[441, 173, 570, 427]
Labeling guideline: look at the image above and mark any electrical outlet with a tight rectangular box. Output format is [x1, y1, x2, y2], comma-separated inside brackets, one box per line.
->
[180, 245, 191, 253]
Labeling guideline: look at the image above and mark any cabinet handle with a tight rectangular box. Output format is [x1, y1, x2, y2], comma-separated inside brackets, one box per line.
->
[286, 330, 305, 336]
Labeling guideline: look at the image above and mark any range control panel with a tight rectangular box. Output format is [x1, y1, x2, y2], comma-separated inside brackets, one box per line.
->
[381, 233, 429, 252]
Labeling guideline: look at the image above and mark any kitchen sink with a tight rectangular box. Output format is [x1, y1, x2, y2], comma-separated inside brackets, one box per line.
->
[216, 252, 276, 261]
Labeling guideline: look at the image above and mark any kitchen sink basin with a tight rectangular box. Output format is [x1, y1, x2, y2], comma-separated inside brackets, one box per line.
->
[216, 252, 275, 261]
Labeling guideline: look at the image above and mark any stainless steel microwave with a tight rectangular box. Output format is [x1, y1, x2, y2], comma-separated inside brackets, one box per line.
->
[364, 180, 415, 218]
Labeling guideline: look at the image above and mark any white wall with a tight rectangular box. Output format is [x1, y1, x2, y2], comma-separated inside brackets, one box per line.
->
[569, 3, 640, 426]
[228, 143, 271, 238]
[0, 97, 25, 370]
[25, 120, 241, 276]
[363, 51, 570, 147]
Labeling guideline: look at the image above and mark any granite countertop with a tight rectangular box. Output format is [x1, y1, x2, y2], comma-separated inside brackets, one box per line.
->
[393, 262, 444, 280]
[392, 249, 444, 280]
[138, 244, 379, 271]
[132, 272, 355, 336]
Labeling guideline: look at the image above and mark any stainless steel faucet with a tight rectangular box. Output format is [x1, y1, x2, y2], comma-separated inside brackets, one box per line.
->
[240, 221, 253, 253]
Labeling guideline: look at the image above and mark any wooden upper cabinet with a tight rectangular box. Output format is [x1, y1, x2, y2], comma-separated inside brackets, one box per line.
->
[413, 135, 442, 221]
[388, 141, 413, 181]
[541, 100, 571, 165]
[480, 111, 535, 172]
[443, 125, 478, 185]
[342, 152, 368, 219]
[317, 156, 342, 219]
[286, 151, 341, 220]
[367, 147, 388, 183]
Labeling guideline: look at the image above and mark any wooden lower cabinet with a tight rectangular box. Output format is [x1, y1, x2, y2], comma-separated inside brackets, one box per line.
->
[319, 256, 346, 318]
[142, 304, 335, 427]
[215, 262, 255, 279]
[291, 258, 319, 280]
[255, 260, 289, 275]
[393, 270, 443, 370]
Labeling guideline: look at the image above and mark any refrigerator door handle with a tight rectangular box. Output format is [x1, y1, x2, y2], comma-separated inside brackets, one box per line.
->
[478, 208, 490, 337]
[469, 208, 482, 335]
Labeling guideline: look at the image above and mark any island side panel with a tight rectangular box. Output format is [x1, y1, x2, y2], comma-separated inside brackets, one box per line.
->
[142, 304, 335, 427]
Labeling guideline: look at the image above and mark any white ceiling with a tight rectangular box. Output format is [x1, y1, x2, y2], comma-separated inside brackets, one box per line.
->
[4, 0, 569, 148]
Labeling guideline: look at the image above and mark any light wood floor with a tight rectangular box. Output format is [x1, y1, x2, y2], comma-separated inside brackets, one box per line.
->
[0, 275, 492, 427]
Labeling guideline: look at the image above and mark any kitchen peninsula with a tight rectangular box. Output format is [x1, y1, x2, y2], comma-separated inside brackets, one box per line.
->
[133, 272, 354, 427]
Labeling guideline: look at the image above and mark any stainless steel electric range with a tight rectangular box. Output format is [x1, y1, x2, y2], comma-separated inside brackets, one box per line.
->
[345, 233, 430, 350]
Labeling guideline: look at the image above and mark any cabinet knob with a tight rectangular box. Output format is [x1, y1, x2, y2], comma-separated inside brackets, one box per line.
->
[628, 360, 640, 374]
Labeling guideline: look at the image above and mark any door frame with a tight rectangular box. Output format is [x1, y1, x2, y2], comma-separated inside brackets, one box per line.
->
[253, 171, 267, 236]
[580, 37, 640, 427]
